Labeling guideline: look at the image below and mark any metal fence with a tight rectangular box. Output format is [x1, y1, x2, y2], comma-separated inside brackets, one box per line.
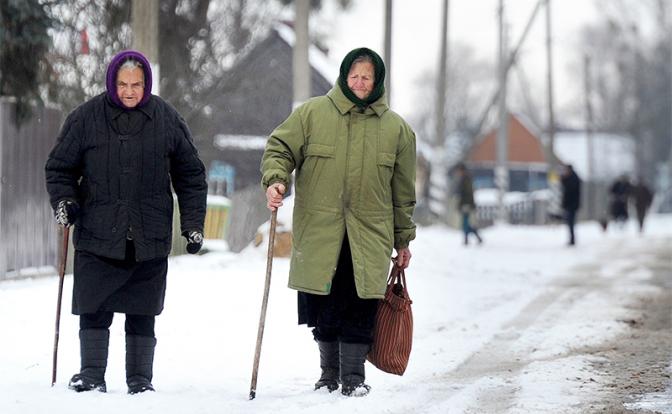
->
[473, 182, 613, 228]
[0, 99, 63, 281]
[475, 197, 550, 226]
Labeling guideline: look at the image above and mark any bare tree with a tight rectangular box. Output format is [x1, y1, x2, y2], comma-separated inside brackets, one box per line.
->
[46, 0, 132, 113]
[410, 42, 494, 149]
[573, 0, 671, 182]
[45, 1, 282, 109]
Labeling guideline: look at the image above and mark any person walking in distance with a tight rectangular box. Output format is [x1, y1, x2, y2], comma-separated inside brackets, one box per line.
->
[560, 164, 581, 246]
[453, 163, 483, 245]
[632, 178, 654, 233]
[45, 50, 207, 394]
[609, 174, 632, 227]
[261, 48, 416, 397]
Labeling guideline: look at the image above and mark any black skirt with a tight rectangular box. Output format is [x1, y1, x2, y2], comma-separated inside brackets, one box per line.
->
[297, 234, 379, 343]
[72, 241, 168, 315]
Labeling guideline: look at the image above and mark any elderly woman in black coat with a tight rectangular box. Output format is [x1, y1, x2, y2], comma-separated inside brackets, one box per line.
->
[45, 50, 207, 394]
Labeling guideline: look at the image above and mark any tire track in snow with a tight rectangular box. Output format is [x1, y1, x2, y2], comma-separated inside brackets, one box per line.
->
[390, 264, 606, 413]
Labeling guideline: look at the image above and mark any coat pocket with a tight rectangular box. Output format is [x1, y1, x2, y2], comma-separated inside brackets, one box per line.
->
[141, 195, 174, 240]
[305, 143, 336, 158]
[376, 152, 395, 189]
[299, 144, 336, 204]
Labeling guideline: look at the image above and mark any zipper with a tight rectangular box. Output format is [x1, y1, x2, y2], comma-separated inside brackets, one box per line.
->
[343, 113, 352, 210]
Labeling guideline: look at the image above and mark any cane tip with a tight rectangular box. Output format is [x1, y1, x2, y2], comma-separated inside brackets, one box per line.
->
[249, 390, 256, 400]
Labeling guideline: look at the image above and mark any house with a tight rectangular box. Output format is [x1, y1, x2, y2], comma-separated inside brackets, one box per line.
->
[198, 22, 336, 195]
[466, 113, 549, 192]
[553, 131, 636, 183]
[554, 130, 637, 221]
[193, 22, 336, 252]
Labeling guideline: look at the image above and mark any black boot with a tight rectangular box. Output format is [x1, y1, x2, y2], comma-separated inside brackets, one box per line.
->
[340, 342, 371, 397]
[314, 341, 339, 392]
[68, 329, 109, 392]
[126, 335, 157, 394]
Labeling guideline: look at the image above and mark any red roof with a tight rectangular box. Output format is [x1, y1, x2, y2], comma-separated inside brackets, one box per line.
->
[468, 114, 547, 164]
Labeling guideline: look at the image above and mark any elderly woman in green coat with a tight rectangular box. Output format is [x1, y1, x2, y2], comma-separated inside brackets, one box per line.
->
[261, 47, 416, 396]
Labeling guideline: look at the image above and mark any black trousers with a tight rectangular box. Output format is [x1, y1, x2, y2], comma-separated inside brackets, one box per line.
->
[80, 311, 155, 337]
[565, 209, 577, 245]
[298, 234, 379, 344]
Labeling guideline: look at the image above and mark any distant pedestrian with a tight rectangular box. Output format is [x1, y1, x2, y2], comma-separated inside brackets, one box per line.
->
[631, 179, 654, 233]
[45, 50, 207, 394]
[453, 163, 482, 245]
[560, 164, 581, 246]
[609, 175, 632, 226]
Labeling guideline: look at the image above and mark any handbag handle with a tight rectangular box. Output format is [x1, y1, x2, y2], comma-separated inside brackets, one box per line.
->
[388, 258, 408, 289]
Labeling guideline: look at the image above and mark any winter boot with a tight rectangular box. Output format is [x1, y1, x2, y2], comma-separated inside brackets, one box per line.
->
[314, 340, 340, 392]
[126, 335, 157, 394]
[68, 329, 109, 392]
[340, 342, 371, 397]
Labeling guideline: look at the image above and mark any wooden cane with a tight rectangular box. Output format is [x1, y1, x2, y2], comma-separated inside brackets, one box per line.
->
[249, 210, 278, 400]
[51, 226, 70, 386]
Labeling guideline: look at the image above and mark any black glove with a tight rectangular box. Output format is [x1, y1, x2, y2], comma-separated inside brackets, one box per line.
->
[183, 230, 204, 254]
[55, 200, 80, 227]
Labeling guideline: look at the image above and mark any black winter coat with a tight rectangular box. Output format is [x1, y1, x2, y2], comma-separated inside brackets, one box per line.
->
[45, 94, 207, 261]
[561, 170, 582, 212]
[456, 174, 476, 211]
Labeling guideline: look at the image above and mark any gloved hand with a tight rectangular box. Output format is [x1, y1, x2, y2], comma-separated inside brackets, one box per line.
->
[55, 200, 80, 227]
[183, 230, 204, 254]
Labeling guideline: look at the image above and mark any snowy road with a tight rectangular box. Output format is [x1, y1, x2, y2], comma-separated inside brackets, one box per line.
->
[0, 215, 670, 413]
[406, 234, 671, 413]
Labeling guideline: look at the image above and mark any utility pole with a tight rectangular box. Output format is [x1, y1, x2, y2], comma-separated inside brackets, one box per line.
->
[131, 0, 159, 94]
[669, 16, 672, 188]
[544, 0, 563, 218]
[430, 0, 450, 223]
[496, 0, 509, 223]
[384, 0, 393, 104]
[467, 0, 544, 148]
[544, 0, 555, 169]
[631, 25, 644, 180]
[435, 0, 449, 148]
[584, 54, 595, 220]
[293, 0, 311, 108]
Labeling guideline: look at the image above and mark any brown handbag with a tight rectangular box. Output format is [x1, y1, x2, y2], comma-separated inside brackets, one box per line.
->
[367, 263, 413, 375]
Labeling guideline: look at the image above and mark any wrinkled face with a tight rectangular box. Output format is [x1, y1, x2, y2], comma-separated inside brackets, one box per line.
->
[116, 67, 145, 108]
[347, 61, 375, 100]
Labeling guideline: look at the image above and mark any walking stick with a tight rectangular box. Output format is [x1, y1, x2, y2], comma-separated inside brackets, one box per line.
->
[51, 226, 70, 386]
[249, 210, 278, 400]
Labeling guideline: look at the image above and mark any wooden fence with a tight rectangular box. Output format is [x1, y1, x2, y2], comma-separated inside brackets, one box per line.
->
[0, 99, 63, 281]
[0, 98, 236, 281]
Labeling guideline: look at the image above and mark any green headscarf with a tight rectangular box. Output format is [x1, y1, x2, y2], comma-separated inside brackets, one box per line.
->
[337, 47, 386, 108]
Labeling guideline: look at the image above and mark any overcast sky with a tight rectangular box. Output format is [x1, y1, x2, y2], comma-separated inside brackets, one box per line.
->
[317, 0, 603, 121]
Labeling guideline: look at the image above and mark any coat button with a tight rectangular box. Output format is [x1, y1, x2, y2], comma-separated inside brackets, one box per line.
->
[111, 226, 117, 233]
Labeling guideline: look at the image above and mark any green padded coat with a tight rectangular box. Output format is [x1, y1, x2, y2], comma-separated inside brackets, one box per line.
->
[261, 84, 416, 299]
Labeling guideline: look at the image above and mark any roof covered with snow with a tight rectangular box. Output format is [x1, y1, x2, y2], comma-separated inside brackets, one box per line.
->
[554, 131, 636, 182]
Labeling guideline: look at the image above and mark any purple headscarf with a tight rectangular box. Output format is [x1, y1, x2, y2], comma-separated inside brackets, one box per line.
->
[105, 50, 153, 108]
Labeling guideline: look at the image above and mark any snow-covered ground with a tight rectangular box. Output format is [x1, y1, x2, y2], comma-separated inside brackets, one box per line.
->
[1, 215, 670, 413]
